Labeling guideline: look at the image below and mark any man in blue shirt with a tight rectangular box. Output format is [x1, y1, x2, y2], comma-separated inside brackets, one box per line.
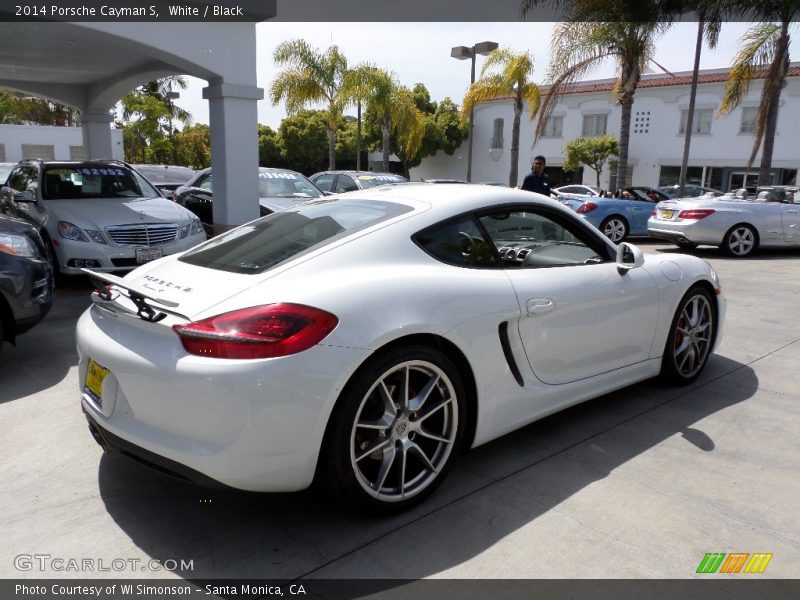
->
[521, 155, 551, 196]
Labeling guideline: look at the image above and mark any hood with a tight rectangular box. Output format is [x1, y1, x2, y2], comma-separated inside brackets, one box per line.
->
[44, 196, 192, 228]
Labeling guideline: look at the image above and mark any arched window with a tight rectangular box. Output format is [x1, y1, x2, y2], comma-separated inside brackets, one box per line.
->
[491, 118, 504, 149]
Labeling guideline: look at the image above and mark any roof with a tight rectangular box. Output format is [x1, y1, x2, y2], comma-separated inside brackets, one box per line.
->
[482, 62, 800, 102]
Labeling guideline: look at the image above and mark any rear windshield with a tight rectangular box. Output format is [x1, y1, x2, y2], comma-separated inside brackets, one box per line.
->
[134, 165, 195, 184]
[179, 198, 412, 274]
[42, 165, 155, 200]
[356, 174, 407, 189]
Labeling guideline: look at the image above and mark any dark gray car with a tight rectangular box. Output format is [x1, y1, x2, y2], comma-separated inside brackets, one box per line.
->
[0, 214, 53, 347]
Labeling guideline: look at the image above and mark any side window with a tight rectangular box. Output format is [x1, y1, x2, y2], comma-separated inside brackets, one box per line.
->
[312, 174, 334, 192]
[479, 209, 605, 268]
[197, 173, 213, 191]
[414, 214, 500, 268]
[335, 175, 358, 193]
[12, 167, 40, 194]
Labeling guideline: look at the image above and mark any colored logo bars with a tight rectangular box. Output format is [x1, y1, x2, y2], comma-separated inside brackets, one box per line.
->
[696, 553, 773, 574]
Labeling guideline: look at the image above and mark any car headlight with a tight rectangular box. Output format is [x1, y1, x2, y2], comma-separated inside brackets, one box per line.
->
[58, 221, 89, 242]
[189, 218, 204, 236]
[0, 233, 38, 257]
[85, 229, 107, 244]
[179, 223, 190, 239]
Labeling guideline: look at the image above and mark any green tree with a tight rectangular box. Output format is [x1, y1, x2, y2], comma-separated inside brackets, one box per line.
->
[257, 124, 286, 168]
[562, 135, 620, 187]
[340, 64, 380, 170]
[277, 110, 329, 175]
[461, 48, 541, 187]
[173, 124, 211, 168]
[712, 0, 798, 185]
[0, 90, 78, 125]
[270, 40, 348, 170]
[433, 98, 469, 156]
[362, 70, 425, 173]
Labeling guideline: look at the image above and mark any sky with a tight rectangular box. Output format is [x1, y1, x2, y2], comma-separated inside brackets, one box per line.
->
[174, 21, 799, 130]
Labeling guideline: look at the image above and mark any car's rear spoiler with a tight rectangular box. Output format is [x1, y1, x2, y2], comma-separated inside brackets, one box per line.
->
[82, 269, 190, 323]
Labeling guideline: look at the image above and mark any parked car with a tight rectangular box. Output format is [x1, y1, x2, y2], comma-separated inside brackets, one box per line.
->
[131, 164, 196, 199]
[0, 213, 53, 347]
[648, 187, 800, 256]
[551, 184, 600, 198]
[174, 167, 323, 234]
[77, 183, 724, 512]
[658, 184, 724, 199]
[558, 187, 669, 243]
[421, 178, 467, 184]
[0, 160, 206, 275]
[310, 170, 408, 193]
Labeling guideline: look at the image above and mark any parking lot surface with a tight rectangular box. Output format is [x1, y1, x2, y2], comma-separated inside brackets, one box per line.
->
[1, 241, 799, 583]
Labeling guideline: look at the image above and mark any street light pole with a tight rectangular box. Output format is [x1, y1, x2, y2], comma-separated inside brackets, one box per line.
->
[451, 41, 498, 183]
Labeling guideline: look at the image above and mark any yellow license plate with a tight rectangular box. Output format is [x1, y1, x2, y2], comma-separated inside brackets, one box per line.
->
[660, 209, 675, 219]
[85, 359, 109, 405]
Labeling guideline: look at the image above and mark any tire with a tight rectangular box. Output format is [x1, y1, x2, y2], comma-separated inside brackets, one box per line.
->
[320, 345, 466, 513]
[722, 224, 758, 257]
[660, 286, 716, 385]
[676, 240, 698, 251]
[600, 216, 629, 243]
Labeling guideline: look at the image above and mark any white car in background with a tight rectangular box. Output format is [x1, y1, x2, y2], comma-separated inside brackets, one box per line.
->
[0, 160, 206, 275]
[551, 184, 600, 198]
[648, 187, 800, 256]
[76, 184, 725, 513]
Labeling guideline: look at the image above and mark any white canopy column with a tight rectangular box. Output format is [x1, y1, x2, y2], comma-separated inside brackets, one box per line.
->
[79, 110, 115, 159]
[203, 81, 264, 233]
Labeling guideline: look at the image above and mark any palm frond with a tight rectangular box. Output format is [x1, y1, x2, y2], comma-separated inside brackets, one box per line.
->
[719, 22, 780, 115]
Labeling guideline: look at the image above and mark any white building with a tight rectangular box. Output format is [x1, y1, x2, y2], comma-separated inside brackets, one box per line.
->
[411, 63, 800, 192]
[0, 124, 124, 163]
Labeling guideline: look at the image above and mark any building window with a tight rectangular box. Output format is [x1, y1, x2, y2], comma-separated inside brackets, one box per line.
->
[0, 144, 5, 161]
[69, 145, 86, 160]
[679, 108, 713, 135]
[581, 113, 607, 137]
[491, 118, 504, 149]
[740, 107, 757, 134]
[633, 111, 650, 134]
[540, 115, 563, 138]
[21, 144, 55, 160]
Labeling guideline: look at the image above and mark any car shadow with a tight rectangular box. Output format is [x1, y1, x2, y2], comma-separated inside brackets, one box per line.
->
[0, 280, 92, 405]
[95, 354, 758, 586]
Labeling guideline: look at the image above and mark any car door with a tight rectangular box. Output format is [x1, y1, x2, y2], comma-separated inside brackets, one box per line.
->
[1, 166, 46, 228]
[782, 198, 800, 243]
[479, 207, 660, 385]
[311, 173, 335, 193]
[629, 198, 655, 234]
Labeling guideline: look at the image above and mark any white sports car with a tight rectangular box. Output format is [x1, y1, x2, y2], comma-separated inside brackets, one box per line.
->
[77, 184, 725, 512]
[648, 188, 800, 257]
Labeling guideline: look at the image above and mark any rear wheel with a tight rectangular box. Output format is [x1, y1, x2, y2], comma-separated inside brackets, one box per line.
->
[600, 216, 629, 243]
[320, 345, 465, 513]
[660, 286, 716, 384]
[722, 224, 757, 257]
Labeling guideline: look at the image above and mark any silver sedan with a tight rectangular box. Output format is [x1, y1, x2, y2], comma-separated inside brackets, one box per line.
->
[648, 190, 800, 257]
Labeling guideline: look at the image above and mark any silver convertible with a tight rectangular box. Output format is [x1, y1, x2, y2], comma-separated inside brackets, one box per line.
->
[647, 187, 800, 257]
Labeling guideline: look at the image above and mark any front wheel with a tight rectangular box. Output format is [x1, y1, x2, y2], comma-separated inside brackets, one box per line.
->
[660, 286, 716, 385]
[600, 216, 629, 243]
[320, 345, 466, 513]
[722, 224, 757, 257]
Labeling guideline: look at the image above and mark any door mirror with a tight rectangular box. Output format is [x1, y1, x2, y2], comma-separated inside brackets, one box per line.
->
[616, 242, 645, 274]
[13, 191, 35, 203]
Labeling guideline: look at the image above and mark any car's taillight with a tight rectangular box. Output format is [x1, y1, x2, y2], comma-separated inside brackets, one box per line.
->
[576, 202, 598, 214]
[677, 209, 716, 220]
[173, 303, 338, 359]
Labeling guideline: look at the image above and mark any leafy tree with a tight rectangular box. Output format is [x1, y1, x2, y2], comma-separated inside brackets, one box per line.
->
[270, 40, 348, 170]
[0, 90, 78, 125]
[173, 124, 211, 168]
[433, 98, 469, 156]
[462, 48, 541, 187]
[334, 116, 361, 168]
[562, 135, 619, 187]
[340, 64, 380, 170]
[711, 0, 798, 185]
[277, 110, 329, 175]
[257, 124, 286, 169]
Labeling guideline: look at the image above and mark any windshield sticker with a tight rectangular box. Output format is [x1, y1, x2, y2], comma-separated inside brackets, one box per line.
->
[260, 172, 299, 180]
[82, 177, 102, 194]
[77, 167, 126, 177]
[360, 175, 401, 181]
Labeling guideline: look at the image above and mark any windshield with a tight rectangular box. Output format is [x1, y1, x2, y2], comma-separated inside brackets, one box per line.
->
[42, 165, 156, 200]
[356, 174, 408, 189]
[259, 170, 323, 199]
[180, 198, 412, 274]
[133, 165, 195, 184]
[0, 163, 15, 184]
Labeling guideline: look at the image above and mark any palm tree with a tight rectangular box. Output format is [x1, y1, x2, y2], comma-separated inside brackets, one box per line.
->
[711, 0, 798, 186]
[340, 64, 378, 171]
[461, 49, 541, 187]
[363, 70, 425, 173]
[533, 21, 669, 191]
[270, 40, 348, 170]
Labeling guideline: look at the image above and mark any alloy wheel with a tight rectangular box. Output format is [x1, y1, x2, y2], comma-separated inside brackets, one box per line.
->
[602, 218, 628, 243]
[672, 292, 714, 379]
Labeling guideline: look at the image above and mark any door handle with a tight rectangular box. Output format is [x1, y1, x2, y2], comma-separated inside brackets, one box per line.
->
[527, 298, 556, 316]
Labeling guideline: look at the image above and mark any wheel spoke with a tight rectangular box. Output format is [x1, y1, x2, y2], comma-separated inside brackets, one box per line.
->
[402, 366, 410, 409]
[417, 395, 454, 423]
[356, 414, 394, 431]
[355, 437, 392, 463]
[407, 440, 438, 474]
[398, 445, 408, 497]
[408, 372, 440, 412]
[416, 427, 451, 444]
[379, 381, 398, 418]
[373, 446, 397, 493]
